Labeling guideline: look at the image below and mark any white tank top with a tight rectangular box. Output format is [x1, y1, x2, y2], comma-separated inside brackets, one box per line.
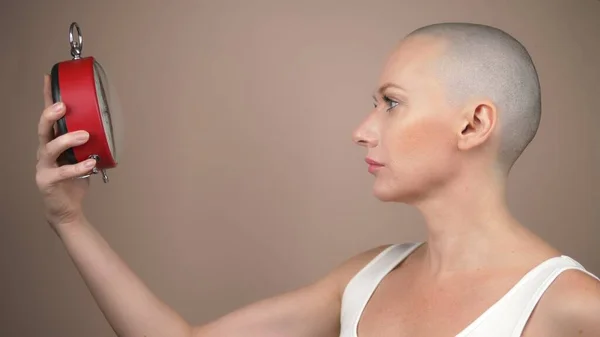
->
[339, 242, 600, 337]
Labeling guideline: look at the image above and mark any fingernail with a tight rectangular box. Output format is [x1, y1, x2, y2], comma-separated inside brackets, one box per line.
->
[84, 159, 96, 168]
[76, 131, 89, 141]
[52, 102, 63, 112]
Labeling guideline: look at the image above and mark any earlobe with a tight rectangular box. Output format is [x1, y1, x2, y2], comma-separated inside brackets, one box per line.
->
[457, 102, 496, 151]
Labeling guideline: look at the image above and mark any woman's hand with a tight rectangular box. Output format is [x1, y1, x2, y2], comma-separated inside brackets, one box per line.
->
[35, 75, 97, 229]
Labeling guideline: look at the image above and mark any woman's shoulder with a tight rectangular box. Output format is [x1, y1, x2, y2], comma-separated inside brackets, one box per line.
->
[523, 259, 600, 336]
[325, 242, 420, 295]
[334, 242, 420, 274]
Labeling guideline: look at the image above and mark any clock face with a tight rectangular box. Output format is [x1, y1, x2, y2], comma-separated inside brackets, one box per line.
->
[93, 60, 118, 162]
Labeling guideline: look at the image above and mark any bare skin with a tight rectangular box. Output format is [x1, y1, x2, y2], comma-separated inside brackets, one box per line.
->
[35, 35, 600, 337]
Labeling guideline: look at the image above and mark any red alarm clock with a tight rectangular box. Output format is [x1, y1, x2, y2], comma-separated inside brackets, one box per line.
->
[51, 22, 118, 183]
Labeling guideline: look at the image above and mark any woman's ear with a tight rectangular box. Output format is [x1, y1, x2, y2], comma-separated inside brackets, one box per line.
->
[458, 101, 497, 151]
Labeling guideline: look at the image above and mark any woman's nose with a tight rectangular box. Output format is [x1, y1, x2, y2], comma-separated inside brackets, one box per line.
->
[352, 122, 379, 148]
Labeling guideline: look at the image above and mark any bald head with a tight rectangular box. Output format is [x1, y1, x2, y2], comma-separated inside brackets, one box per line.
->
[406, 23, 542, 173]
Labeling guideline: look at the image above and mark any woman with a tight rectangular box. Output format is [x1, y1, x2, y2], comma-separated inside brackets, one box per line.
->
[35, 22, 600, 337]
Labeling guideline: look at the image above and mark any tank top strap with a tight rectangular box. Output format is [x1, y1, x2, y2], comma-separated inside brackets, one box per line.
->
[459, 255, 600, 337]
[509, 255, 600, 336]
[339, 242, 423, 337]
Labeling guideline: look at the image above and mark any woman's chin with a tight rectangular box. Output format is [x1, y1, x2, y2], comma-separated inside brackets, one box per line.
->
[371, 180, 418, 204]
[372, 184, 400, 203]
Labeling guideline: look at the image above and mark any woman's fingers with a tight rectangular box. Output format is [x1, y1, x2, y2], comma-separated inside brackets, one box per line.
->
[38, 103, 65, 147]
[39, 131, 90, 166]
[43, 74, 53, 108]
[36, 158, 96, 190]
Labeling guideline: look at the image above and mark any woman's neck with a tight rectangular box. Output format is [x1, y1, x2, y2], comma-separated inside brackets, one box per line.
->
[412, 168, 527, 277]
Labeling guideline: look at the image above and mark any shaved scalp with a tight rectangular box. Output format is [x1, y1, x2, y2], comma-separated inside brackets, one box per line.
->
[407, 22, 542, 173]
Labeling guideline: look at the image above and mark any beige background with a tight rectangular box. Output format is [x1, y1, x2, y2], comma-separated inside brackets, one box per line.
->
[1, 0, 599, 336]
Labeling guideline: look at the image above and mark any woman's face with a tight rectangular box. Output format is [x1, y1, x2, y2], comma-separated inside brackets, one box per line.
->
[353, 36, 464, 203]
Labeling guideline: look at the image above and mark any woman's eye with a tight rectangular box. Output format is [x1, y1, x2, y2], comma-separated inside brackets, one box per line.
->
[383, 96, 399, 111]
[372, 96, 400, 112]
